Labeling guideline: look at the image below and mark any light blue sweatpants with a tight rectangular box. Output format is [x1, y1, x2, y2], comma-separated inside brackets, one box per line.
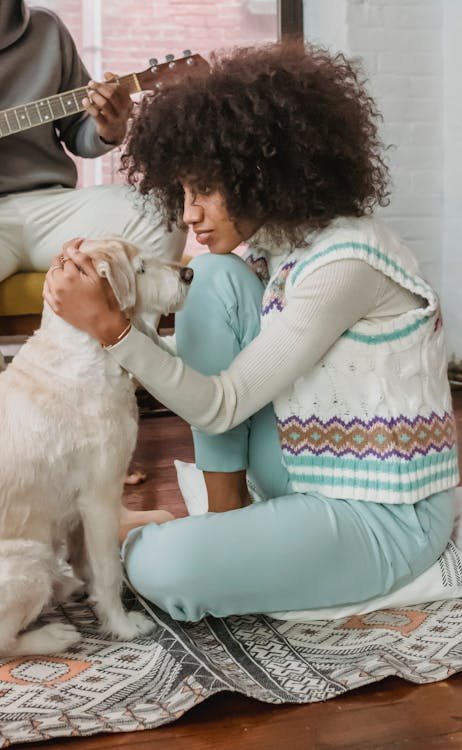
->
[122, 253, 454, 621]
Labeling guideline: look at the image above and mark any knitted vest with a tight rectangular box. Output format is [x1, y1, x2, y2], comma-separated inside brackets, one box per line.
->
[260, 218, 459, 504]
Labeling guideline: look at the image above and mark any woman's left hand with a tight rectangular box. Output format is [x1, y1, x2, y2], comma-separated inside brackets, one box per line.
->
[43, 240, 128, 345]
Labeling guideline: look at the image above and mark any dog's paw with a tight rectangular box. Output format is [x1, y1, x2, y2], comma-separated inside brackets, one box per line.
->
[14, 623, 81, 656]
[104, 610, 154, 640]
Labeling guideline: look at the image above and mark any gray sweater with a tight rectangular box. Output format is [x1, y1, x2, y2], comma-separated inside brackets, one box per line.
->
[0, 3, 112, 196]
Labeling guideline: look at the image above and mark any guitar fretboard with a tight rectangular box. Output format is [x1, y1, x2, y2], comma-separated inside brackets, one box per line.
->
[0, 73, 138, 139]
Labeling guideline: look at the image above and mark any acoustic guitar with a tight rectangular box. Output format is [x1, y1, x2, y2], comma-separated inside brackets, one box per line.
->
[0, 51, 208, 140]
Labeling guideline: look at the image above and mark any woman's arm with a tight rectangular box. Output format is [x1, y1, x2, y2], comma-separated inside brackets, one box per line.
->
[106, 258, 386, 432]
[44, 248, 389, 433]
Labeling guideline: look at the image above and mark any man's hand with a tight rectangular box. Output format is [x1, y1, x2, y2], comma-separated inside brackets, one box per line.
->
[82, 72, 133, 146]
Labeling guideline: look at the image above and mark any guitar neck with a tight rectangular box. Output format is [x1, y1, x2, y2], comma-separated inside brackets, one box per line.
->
[0, 72, 141, 139]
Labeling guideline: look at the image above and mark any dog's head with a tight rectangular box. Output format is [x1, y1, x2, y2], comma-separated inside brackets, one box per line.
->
[78, 237, 193, 317]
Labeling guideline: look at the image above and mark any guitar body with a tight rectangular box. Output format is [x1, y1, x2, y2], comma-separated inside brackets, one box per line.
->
[0, 52, 208, 140]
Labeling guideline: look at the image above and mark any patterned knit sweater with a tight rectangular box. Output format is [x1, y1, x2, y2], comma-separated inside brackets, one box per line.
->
[108, 216, 459, 504]
[259, 218, 458, 503]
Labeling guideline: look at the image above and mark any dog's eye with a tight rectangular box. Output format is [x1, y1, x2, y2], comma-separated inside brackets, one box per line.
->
[136, 258, 146, 274]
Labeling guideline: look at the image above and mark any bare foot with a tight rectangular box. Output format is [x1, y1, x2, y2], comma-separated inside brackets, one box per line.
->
[119, 506, 175, 545]
[124, 465, 147, 485]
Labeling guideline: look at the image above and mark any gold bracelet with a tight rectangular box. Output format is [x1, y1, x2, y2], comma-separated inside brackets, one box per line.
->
[103, 321, 131, 348]
[117, 321, 132, 340]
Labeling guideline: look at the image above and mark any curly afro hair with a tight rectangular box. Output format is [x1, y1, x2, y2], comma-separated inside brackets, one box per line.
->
[123, 41, 390, 244]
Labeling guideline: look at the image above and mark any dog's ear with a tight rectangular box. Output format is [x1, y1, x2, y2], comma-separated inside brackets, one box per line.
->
[91, 241, 137, 311]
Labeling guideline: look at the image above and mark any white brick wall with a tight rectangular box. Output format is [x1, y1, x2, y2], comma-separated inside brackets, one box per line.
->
[304, 0, 461, 359]
[442, 0, 462, 360]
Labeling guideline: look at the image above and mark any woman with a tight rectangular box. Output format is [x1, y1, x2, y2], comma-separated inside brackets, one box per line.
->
[44, 42, 459, 622]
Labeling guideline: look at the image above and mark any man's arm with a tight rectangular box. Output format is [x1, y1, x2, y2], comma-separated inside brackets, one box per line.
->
[54, 17, 131, 156]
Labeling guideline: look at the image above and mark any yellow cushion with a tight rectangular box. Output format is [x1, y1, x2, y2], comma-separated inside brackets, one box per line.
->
[0, 272, 46, 316]
[0, 255, 193, 317]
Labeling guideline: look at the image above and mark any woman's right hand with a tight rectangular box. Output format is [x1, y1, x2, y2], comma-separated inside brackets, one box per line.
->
[43, 240, 129, 346]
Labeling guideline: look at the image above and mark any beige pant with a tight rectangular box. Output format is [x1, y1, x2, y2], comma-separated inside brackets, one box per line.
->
[0, 184, 186, 281]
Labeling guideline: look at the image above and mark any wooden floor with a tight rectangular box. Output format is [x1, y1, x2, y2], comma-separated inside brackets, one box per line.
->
[17, 390, 462, 750]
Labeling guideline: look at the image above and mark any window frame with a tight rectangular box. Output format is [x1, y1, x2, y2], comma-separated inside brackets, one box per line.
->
[279, 0, 303, 39]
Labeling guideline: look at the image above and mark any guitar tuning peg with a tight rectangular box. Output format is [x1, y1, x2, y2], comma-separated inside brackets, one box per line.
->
[149, 57, 158, 71]
[165, 53, 176, 69]
[183, 49, 194, 65]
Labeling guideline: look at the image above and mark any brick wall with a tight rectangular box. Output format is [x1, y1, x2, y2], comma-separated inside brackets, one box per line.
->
[304, 0, 462, 359]
[33, 0, 277, 66]
[442, 2, 462, 361]
[347, 0, 444, 294]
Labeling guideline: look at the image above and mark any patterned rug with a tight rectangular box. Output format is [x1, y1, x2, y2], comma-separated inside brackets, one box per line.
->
[1, 588, 462, 747]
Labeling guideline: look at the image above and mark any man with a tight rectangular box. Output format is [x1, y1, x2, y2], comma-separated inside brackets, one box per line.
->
[0, 0, 185, 284]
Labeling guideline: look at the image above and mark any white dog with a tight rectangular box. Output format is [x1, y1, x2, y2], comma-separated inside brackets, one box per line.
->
[0, 238, 193, 657]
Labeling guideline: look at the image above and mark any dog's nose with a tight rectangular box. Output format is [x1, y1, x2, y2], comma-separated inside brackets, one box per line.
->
[180, 266, 194, 284]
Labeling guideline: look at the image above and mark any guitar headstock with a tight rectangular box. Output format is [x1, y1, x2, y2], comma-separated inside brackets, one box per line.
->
[135, 50, 209, 93]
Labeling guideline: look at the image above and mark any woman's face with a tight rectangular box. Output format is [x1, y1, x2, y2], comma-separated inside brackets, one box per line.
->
[182, 184, 261, 254]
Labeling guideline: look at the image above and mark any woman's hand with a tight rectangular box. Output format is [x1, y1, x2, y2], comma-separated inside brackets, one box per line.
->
[43, 239, 129, 346]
